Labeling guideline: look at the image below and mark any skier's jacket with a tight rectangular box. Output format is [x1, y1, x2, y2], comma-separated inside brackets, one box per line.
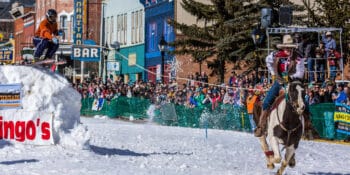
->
[35, 18, 58, 40]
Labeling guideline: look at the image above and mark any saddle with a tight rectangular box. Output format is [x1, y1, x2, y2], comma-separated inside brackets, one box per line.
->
[268, 92, 285, 114]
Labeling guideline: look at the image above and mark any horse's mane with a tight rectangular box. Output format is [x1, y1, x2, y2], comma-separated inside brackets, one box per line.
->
[287, 49, 299, 75]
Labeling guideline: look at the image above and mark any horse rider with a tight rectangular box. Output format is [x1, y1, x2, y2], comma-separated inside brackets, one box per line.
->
[254, 34, 306, 137]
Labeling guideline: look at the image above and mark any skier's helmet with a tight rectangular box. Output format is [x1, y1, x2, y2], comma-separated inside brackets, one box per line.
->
[46, 9, 57, 23]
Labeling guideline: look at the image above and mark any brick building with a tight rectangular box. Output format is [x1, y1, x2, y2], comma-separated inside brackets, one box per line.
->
[10, 1, 35, 62]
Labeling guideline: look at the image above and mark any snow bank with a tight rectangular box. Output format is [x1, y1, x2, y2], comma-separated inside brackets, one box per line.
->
[0, 66, 87, 146]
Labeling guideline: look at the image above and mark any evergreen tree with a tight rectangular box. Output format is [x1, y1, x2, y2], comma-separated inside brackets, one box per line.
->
[302, 0, 350, 55]
[171, 0, 306, 83]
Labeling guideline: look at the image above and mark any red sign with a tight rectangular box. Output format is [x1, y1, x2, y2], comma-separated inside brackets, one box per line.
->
[0, 110, 54, 145]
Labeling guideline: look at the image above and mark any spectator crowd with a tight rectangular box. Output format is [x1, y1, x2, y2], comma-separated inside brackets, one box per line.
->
[73, 31, 350, 117]
[73, 70, 350, 112]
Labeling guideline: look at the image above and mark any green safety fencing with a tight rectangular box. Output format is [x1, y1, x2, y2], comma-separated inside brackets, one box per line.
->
[153, 103, 252, 132]
[81, 96, 151, 119]
[309, 103, 348, 140]
[80, 97, 349, 140]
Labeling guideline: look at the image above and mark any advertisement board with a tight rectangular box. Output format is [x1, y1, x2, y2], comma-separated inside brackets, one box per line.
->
[334, 103, 350, 135]
[0, 110, 54, 145]
[0, 84, 22, 109]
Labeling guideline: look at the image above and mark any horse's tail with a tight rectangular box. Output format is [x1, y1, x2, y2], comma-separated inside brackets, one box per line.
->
[253, 101, 262, 125]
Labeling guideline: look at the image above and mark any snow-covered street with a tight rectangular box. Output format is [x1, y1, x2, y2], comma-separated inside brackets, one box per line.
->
[0, 116, 349, 175]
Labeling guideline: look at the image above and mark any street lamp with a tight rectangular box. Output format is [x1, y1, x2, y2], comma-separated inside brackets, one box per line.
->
[102, 42, 109, 84]
[158, 35, 167, 83]
[103, 41, 120, 84]
[251, 27, 263, 48]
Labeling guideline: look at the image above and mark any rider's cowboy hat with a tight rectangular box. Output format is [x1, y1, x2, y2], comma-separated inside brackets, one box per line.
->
[326, 31, 332, 36]
[276, 35, 297, 49]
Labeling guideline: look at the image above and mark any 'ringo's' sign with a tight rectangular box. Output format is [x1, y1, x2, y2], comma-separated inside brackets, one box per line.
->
[0, 110, 54, 145]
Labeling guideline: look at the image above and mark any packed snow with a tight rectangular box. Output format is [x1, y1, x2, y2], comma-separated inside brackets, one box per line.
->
[0, 117, 349, 175]
[0, 65, 349, 175]
[0, 66, 83, 144]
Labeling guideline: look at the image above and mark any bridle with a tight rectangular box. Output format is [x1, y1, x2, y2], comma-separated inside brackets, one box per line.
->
[287, 80, 304, 113]
[276, 80, 304, 145]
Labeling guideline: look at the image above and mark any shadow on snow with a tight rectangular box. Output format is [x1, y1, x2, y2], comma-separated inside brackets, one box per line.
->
[0, 159, 39, 165]
[0, 140, 13, 149]
[307, 172, 350, 175]
[90, 145, 193, 157]
[90, 145, 150, 157]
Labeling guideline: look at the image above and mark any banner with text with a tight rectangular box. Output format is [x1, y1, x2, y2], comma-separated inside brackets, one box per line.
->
[0, 110, 54, 145]
[334, 103, 350, 135]
[0, 84, 22, 109]
[73, 0, 84, 45]
[0, 48, 13, 62]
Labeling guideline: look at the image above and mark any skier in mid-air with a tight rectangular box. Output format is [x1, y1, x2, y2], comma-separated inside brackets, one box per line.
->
[32, 9, 59, 63]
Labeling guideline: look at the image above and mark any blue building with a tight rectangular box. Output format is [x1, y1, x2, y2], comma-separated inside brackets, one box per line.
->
[140, 0, 175, 83]
[104, 0, 145, 83]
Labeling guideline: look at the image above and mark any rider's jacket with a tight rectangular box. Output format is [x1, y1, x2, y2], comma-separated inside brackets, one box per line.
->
[266, 51, 305, 80]
[275, 51, 289, 77]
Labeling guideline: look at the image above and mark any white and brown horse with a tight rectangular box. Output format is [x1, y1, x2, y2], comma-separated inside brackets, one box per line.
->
[254, 80, 306, 175]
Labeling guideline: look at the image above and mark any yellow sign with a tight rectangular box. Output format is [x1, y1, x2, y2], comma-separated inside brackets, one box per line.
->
[334, 112, 350, 123]
[0, 94, 20, 101]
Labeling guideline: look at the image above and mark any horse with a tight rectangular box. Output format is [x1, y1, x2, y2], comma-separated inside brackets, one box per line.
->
[254, 80, 306, 175]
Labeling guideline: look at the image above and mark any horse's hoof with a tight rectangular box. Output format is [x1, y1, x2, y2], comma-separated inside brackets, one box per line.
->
[275, 169, 284, 175]
[272, 157, 281, 164]
[267, 163, 275, 169]
[289, 158, 296, 168]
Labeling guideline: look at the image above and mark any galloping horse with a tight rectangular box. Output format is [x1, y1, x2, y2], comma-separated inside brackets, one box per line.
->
[254, 80, 306, 175]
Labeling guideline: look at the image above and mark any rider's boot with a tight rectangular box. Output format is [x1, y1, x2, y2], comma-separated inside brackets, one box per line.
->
[254, 110, 268, 137]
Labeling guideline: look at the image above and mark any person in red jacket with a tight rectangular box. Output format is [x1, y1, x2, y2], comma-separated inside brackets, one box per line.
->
[33, 9, 59, 62]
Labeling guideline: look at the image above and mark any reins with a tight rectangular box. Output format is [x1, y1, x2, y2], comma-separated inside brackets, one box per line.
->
[276, 81, 303, 145]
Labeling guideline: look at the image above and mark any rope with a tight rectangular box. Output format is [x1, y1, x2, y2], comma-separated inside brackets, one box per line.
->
[115, 51, 268, 92]
[283, 84, 289, 102]
[276, 96, 302, 146]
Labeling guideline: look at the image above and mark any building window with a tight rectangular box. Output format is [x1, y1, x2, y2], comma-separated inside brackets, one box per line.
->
[107, 17, 110, 44]
[131, 12, 135, 44]
[148, 22, 157, 52]
[131, 10, 142, 44]
[60, 15, 68, 41]
[123, 13, 127, 45]
[117, 15, 121, 45]
[128, 53, 136, 66]
[138, 10, 143, 43]
[164, 18, 173, 42]
[117, 14, 127, 45]
[70, 15, 74, 42]
[110, 16, 114, 44]
[135, 11, 139, 43]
